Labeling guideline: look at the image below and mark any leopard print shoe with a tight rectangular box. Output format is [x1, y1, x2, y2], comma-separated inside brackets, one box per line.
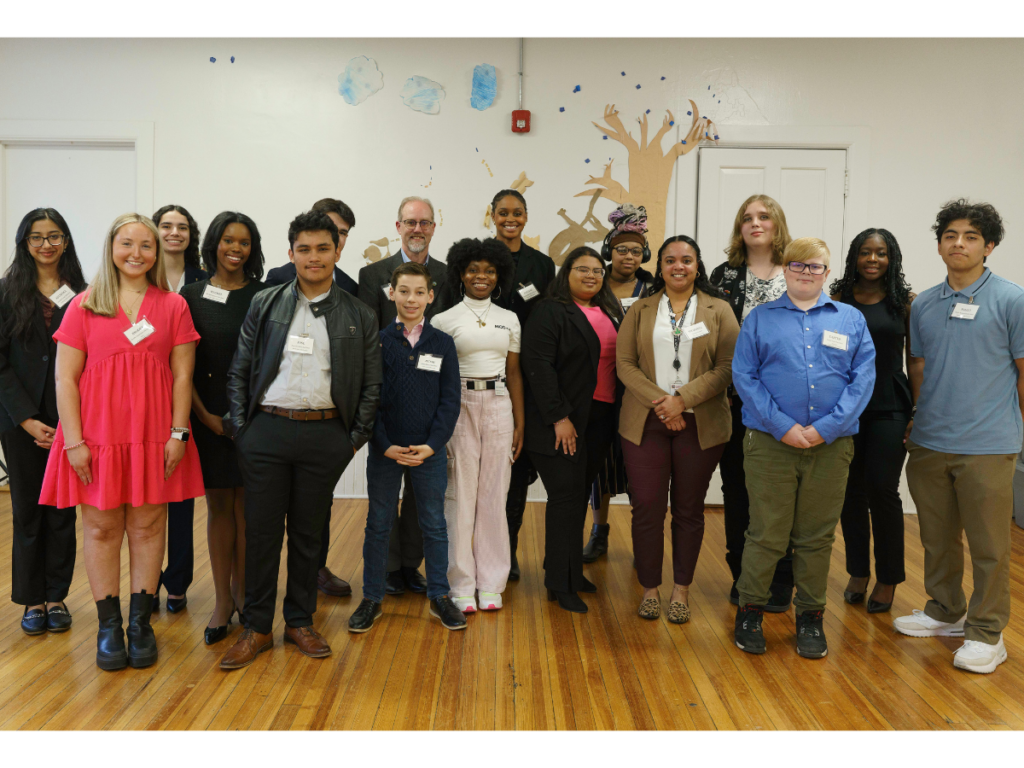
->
[638, 597, 661, 620]
[667, 600, 690, 625]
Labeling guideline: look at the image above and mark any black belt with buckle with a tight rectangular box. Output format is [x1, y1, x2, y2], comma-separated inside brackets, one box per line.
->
[463, 378, 503, 391]
[260, 405, 339, 421]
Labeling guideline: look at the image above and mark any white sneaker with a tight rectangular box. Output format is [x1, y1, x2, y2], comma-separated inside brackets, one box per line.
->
[953, 636, 1007, 674]
[893, 609, 965, 637]
[451, 595, 477, 614]
[478, 592, 503, 611]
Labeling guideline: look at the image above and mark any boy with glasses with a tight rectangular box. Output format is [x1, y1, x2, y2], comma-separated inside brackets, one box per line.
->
[731, 238, 876, 658]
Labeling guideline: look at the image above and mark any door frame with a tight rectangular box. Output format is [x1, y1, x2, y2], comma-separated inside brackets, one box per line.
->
[0, 119, 154, 272]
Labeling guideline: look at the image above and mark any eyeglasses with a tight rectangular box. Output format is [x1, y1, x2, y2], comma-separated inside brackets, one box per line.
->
[572, 266, 606, 277]
[787, 261, 827, 275]
[614, 245, 644, 257]
[26, 234, 66, 247]
[401, 219, 435, 230]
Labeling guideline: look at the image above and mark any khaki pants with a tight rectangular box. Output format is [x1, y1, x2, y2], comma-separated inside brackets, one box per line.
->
[906, 440, 1015, 644]
[737, 429, 855, 614]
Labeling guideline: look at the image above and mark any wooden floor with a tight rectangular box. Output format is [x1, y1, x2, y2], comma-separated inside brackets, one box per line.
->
[0, 492, 1023, 731]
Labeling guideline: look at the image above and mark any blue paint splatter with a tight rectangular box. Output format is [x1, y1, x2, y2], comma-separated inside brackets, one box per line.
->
[338, 56, 384, 106]
[661, 76, 666, 80]
[681, 140, 687, 145]
[646, 109, 650, 114]
[476, 148, 479, 152]
[714, 135, 720, 140]
[718, 100, 721, 104]
[210, 57, 216, 63]
[669, 121, 674, 126]
[707, 85, 710, 90]
[400, 75, 446, 115]
[585, 158, 590, 163]
[603, 135, 608, 140]
[559, 107, 565, 112]
[231, 56, 235, 63]
[573, 85, 581, 93]
[635, 84, 641, 89]
[712, 93, 715, 97]
[621, 71, 626, 76]
[687, 110, 692, 115]
[471, 64, 497, 111]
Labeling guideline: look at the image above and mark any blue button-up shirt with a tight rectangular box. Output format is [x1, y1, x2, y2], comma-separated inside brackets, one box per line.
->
[400, 248, 430, 265]
[733, 292, 876, 444]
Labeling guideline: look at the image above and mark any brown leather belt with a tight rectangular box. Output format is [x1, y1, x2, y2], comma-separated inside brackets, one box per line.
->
[260, 405, 339, 421]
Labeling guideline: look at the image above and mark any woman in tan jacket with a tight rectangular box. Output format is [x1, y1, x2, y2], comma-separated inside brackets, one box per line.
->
[617, 235, 739, 623]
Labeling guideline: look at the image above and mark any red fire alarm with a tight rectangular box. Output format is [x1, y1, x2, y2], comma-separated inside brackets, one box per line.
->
[512, 109, 531, 133]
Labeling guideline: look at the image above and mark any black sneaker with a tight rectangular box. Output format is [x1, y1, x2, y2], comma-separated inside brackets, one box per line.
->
[348, 598, 383, 633]
[796, 610, 828, 658]
[430, 596, 468, 630]
[764, 582, 793, 613]
[734, 604, 766, 654]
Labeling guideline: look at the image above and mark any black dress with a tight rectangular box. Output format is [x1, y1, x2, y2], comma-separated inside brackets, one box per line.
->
[180, 279, 265, 488]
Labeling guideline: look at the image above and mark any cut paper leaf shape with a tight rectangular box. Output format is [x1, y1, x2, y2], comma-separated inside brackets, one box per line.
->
[338, 56, 384, 106]
[401, 76, 446, 115]
[471, 64, 497, 111]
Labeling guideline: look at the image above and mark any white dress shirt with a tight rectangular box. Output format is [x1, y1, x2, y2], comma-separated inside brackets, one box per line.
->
[261, 286, 335, 410]
[653, 292, 697, 410]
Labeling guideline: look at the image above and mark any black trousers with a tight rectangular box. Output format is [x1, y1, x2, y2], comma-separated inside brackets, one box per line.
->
[237, 411, 352, 634]
[505, 450, 538, 557]
[159, 499, 194, 596]
[530, 401, 614, 593]
[840, 414, 909, 585]
[2, 423, 77, 606]
[720, 394, 794, 587]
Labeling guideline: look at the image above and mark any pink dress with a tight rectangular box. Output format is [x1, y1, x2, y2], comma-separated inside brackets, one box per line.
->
[39, 288, 205, 510]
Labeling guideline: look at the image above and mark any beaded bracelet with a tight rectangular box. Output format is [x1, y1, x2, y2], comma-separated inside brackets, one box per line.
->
[63, 440, 86, 452]
[554, 417, 569, 426]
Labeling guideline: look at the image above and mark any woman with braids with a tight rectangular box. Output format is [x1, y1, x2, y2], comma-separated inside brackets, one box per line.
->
[617, 236, 738, 623]
[488, 189, 556, 582]
[0, 208, 86, 635]
[830, 228, 920, 613]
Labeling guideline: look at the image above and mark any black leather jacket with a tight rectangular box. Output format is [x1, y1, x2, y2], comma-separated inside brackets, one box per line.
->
[224, 280, 382, 449]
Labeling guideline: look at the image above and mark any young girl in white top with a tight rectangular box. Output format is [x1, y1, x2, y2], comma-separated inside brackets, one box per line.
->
[431, 239, 524, 613]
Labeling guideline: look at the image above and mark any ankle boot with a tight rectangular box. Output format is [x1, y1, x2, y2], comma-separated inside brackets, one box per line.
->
[582, 524, 610, 564]
[126, 590, 158, 668]
[96, 595, 127, 671]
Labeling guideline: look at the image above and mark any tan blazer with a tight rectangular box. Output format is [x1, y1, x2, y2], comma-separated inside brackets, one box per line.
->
[616, 288, 739, 450]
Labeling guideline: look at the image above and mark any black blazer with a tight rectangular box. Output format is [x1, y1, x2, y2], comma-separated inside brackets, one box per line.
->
[521, 298, 621, 461]
[494, 242, 556, 328]
[264, 262, 358, 296]
[183, 264, 208, 287]
[0, 281, 75, 434]
[357, 252, 448, 330]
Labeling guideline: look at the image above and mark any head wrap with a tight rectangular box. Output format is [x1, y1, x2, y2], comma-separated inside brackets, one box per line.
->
[606, 204, 649, 258]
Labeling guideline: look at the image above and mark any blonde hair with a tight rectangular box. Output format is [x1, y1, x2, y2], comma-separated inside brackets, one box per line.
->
[725, 194, 792, 268]
[397, 196, 435, 222]
[81, 213, 169, 317]
[783, 237, 830, 267]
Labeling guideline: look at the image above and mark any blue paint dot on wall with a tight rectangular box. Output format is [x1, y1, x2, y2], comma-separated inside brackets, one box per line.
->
[687, 111, 692, 116]
[712, 94, 715, 98]
[210, 57, 216, 62]
[231, 56, 235, 63]
[585, 158, 590, 163]
[573, 85, 581, 93]
[669, 120, 675, 126]
[681, 140, 687, 145]
[603, 135, 608, 140]
[559, 107, 565, 112]
[718, 100, 721, 104]
[714, 135, 720, 140]
[475, 148, 478, 152]
[661, 76, 666, 80]
[635, 84, 641, 89]
[707, 85, 710, 90]
[646, 109, 650, 114]
[621, 71, 626, 76]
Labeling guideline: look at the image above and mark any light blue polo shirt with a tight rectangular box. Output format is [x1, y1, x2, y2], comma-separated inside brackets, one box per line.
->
[910, 268, 1024, 455]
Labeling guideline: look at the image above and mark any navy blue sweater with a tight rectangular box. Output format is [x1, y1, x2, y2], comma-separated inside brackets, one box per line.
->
[371, 320, 462, 454]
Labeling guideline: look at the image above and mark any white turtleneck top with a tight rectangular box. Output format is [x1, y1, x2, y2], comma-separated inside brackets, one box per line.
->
[431, 296, 522, 378]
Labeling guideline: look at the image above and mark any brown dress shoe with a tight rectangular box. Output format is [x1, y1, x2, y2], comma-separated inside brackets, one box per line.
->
[220, 627, 273, 670]
[317, 567, 352, 597]
[284, 625, 332, 658]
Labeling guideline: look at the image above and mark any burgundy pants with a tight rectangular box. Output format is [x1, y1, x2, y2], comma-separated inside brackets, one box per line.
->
[622, 412, 725, 588]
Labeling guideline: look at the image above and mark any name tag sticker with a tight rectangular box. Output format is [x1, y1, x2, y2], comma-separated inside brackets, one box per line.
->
[203, 284, 230, 303]
[382, 284, 392, 299]
[495, 379, 507, 396]
[124, 318, 156, 346]
[49, 285, 76, 307]
[518, 283, 540, 301]
[417, 353, 442, 372]
[951, 303, 979, 320]
[620, 297, 639, 309]
[683, 321, 710, 340]
[822, 330, 849, 350]
[287, 335, 314, 354]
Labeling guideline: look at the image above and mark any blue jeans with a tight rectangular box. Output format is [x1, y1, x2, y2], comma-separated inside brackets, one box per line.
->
[363, 444, 450, 603]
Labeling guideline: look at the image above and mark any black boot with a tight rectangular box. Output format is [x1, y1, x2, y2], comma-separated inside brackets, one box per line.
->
[95, 595, 127, 671]
[582, 524, 610, 564]
[126, 590, 157, 668]
[508, 550, 521, 582]
[506, 468, 529, 582]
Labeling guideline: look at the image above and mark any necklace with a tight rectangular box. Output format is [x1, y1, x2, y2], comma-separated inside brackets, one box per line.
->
[666, 292, 695, 393]
[120, 287, 145, 321]
[465, 299, 492, 327]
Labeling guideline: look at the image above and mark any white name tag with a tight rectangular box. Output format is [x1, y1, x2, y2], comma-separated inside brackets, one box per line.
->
[417, 353, 442, 372]
[620, 297, 639, 309]
[203, 284, 230, 303]
[518, 283, 540, 301]
[822, 330, 849, 350]
[495, 379, 507, 396]
[49, 285, 76, 307]
[287, 335, 314, 354]
[124, 318, 155, 346]
[683, 321, 709, 340]
[382, 284, 392, 299]
[951, 302, 979, 320]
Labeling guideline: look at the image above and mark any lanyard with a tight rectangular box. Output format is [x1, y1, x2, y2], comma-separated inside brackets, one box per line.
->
[666, 292, 694, 391]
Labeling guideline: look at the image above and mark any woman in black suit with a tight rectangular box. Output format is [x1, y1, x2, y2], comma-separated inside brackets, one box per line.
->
[0, 208, 87, 634]
[522, 246, 623, 613]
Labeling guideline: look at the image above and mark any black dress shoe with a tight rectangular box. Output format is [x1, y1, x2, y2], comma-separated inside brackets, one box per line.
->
[581, 523, 610, 564]
[580, 575, 597, 594]
[205, 625, 229, 645]
[385, 571, 406, 596]
[126, 591, 157, 668]
[95, 595, 127, 671]
[844, 589, 866, 605]
[348, 599, 383, 633]
[21, 607, 47, 636]
[401, 567, 428, 594]
[166, 595, 188, 613]
[547, 589, 588, 614]
[430, 596, 468, 630]
[46, 603, 73, 633]
[764, 583, 793, 613]
[508, 552, 521, 582]
[867, 586, 895, 614]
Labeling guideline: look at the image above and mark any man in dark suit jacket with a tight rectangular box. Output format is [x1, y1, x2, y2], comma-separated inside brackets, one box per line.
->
[357, 196, 447, 596]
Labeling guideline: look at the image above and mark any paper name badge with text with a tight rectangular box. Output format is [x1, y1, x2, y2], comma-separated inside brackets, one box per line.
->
[822, 330, 848, 351]
[620, 297, 639, 310]
[124, 318, 156, 346]
[203, 284, 230, 303]
[287, 335, 314, 354]
[518, 283, 540, 301]
[951, 303, 979, 320]
[49, 285, 76, 307]
[683, 322, 709, 340]
[417, 353, 442, 372]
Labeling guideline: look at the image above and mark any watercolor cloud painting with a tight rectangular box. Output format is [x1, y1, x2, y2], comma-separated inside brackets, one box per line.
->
[338, 56, 384, 106]
[400, 76, 446, 115]
[471, 64, 497, 110]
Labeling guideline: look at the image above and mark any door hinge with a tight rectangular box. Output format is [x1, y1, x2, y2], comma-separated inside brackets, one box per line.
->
[844, 168, 850, 198]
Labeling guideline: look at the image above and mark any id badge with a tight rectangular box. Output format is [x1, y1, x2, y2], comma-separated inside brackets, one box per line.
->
[49, 285, 76, 307]
[822, 330, 849, 351]
[287, 335, 314, 354]
[683, 321, 709, 340]
[417, 353, 442, 372]
[495, 379, 507, 396]
[124, 318, 155, 346]
[621, 297, 639, 310]
[951, 303, 979, 320]
[203, 284, 230, 303]
[518, 283, 540, 301]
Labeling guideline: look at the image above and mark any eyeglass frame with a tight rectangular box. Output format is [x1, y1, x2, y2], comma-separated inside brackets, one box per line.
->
[400, 219, 435, 230]
[25, 233, 67, 247]
[786, 261, 828, 276]
[613, 245, 644, 257]
[571, 265, 606, 277]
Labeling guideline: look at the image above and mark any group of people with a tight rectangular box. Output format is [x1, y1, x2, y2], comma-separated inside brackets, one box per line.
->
[1, 189, 1018, 678]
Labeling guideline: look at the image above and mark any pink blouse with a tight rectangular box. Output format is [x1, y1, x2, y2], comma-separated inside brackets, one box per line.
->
[579, 305, 617, 404]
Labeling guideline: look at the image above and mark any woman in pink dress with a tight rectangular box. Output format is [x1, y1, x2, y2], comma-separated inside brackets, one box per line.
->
[40, 212, 205, 671]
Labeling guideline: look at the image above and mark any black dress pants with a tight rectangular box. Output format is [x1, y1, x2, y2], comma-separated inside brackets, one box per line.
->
[237, 411, 352, 634]
[160, 499, 194, 596]
[530, 401, 614, 593]
[2, 423, 77, 606]
[840, 414, 909, 585]
[505, 451, 538, 557]
[720, 394, 794, 587]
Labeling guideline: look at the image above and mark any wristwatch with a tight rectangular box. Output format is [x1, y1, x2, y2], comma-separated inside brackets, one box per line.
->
[170, 427, 190, 443]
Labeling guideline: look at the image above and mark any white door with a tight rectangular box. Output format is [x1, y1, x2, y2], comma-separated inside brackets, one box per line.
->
[2, 141, 137, 282]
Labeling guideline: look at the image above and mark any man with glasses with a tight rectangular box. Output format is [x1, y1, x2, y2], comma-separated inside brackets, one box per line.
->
[357, 197, 448, 597]
[731, 237, 875, 660]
